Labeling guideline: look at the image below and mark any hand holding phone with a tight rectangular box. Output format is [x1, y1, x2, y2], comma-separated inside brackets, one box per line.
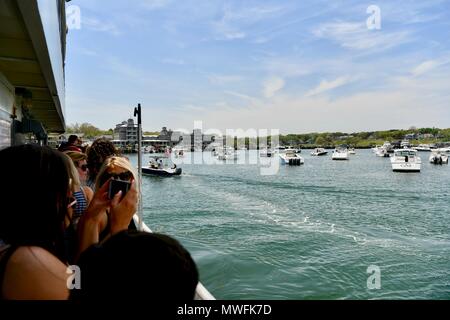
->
[108, 179, 131, 200]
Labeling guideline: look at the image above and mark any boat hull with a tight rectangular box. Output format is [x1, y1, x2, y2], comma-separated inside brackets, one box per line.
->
[391, 163, 421, 172]
[142, 167, 182, 176]
[332, 152, 349, 160]
[279, 155, 304, 166]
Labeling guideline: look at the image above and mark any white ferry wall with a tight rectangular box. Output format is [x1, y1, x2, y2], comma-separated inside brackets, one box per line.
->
[0, 0, 67, 149]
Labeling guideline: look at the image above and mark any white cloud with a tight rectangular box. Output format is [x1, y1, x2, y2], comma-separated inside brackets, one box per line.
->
[263, 77, 285, 98]
[411, 60, 439, 76]
[410, 56, 450, 77]
[212, 4, 287, 41]
[83, 17, 122, 36]
[305, 76, 352, 97]
[224, 91, 260, 105]
[313, 21, 412, 51]
[178, 73, 450, 134]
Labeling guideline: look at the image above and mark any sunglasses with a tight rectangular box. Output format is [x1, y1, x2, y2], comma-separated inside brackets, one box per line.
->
[78, 164, 88, 172]
[67, 197, 77, 209]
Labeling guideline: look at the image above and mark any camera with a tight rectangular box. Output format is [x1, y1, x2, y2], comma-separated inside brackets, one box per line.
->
[108, 179, 131, 200]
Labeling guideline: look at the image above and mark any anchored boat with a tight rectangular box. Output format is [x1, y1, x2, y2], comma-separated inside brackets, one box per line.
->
[391, 149, 421, 172]
[429, 151, 449, 165]
[279, 151, 304, 166]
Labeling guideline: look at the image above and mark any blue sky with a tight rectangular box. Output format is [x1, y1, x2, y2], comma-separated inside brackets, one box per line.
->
[65, 0, 450, 134]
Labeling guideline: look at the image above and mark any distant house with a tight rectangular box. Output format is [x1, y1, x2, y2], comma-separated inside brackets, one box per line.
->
[417, 133, 434, 140]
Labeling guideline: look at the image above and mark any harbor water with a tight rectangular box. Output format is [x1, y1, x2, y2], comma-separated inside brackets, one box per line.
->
[129, 150, 450, 299]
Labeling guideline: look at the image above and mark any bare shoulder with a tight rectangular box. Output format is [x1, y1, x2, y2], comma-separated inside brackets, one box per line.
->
[2, 246, 69, 300]
[83, 186, 94, 203]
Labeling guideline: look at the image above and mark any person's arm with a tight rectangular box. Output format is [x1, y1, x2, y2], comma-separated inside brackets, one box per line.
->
[76, 180, 111, 260]
[2, 247, 69, 300]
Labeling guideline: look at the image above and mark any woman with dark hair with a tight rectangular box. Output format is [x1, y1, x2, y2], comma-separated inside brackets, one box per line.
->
[0, 144, 73, 299]
[86, 138, 118, 189]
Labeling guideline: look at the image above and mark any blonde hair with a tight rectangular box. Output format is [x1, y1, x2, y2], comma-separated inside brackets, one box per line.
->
[64, 151, 87, 167]
[62, 153, 81, 192]
[95, 156, 139, 193]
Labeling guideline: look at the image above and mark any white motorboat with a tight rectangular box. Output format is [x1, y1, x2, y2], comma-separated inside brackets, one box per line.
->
[348, 148, 356, 155]
[437, 147, 450, 153]
[413, 144, 433, 152]
[429, 151, 449, 165]
[375, 142, 394, 157]
[332, 148, 349, 160]
[391, 149, 421, 172]
[279, 151, 304, 166]
[284, 147, 301, 154]
[311, 148, 328, 156]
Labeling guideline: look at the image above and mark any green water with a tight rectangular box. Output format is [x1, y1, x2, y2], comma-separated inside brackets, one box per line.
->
[131, 150, 450, 300]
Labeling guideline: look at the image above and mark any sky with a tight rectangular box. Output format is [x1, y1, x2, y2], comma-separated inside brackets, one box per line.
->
[65, 0, 450, 134]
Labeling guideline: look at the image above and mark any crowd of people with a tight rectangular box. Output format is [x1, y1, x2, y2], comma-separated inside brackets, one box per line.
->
[0, 137, 199, 300]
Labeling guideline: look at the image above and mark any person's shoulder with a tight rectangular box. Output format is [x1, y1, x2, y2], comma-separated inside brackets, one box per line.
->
[2, 246, 69, 300]
[83, 186, 94, 202]
[66, 145, 82, 152]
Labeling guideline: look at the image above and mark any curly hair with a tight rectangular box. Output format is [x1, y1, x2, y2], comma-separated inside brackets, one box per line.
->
[86, 138, 119, 184]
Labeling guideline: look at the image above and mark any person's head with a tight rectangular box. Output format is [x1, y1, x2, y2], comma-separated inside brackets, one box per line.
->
[68, 135, 78, 145]
[95, 156, 138, 192]
[75, 230, 199, 300]
[86, 138, 118, 183]
[0, 144, 71, 257]
[64, 151, 89, 184]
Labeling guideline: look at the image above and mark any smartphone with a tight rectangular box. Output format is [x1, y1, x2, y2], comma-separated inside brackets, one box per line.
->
[108, 179, 131, 200]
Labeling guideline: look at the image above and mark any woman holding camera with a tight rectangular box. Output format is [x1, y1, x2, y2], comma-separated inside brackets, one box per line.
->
[76, 156, 139, 258]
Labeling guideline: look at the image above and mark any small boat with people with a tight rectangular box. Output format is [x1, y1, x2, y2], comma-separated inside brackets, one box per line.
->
[390, 149, 421, 172]
[348, 148, 356, 155]
[311, 148, 328, 156]
[429, 151, 449, 165]
[279, 150, 304, 166]
[142, 157, 182, 176]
